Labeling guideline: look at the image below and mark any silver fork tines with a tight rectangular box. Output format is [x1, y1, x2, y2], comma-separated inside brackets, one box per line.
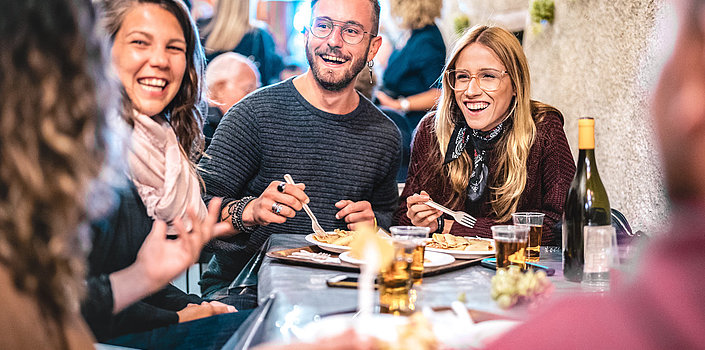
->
[424, 200, 477, 228]
[283, 174, 327, 237]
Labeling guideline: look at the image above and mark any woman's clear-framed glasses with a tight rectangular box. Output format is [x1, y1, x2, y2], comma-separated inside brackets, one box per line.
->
[307, 17, 376, 45]
[446, 68, 508, 92]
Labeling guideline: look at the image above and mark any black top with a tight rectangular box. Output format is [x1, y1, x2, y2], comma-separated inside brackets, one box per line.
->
[82, 183, 202, 341]
[198, 78, 402, 292]
[381, 24, 446, 128]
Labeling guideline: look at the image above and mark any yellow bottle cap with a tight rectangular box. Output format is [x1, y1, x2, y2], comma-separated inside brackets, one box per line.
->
[578, 117, 595, 150]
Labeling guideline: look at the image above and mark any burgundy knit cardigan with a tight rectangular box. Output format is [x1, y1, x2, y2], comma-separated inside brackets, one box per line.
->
[393, 110, 576, 246]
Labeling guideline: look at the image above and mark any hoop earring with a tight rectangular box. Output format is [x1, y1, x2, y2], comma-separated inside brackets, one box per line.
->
[501, 96, 518, 124]
[367, 61, 374, 84]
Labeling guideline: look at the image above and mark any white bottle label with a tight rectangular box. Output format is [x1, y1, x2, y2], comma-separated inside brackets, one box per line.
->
[583, 225, 616, 274]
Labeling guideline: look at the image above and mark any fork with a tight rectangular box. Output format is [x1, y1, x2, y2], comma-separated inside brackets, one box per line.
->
[289, 250, 332, 262]
[424, 199, 477, 228]
[283, 174, 327, 237]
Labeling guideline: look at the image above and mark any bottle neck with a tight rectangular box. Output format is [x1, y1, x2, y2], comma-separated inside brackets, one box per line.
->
[578, 148, 599, 175]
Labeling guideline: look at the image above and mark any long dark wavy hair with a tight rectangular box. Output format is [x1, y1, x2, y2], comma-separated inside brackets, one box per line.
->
[98, 0, 206, 160]
[0, 0, 109, 346]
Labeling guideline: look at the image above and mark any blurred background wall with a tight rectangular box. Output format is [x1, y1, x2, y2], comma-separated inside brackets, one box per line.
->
[438, 0, 671, 234]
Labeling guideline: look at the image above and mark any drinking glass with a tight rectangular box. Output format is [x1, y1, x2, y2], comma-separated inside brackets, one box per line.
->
[378, 237, 416, 316]
[512, 212, 545, 262]
[389, 226, 430, 285]
[491, 225, 529, 270]
[583, 225, 618, 291]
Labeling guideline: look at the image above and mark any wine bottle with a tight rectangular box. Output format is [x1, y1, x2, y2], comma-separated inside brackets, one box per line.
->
[563, 117, 611, 282]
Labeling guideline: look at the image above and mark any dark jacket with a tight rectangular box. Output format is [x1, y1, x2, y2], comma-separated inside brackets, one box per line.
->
[82, 183, 202, 341]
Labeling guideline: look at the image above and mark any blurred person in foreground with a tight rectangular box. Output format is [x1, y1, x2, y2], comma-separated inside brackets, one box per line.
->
[0, 0, 107, 347]
[486, 0, 705, 347]
[203, 52, 261, 149]
[198, 0, 401, 306]
[395, 26, 574, 244]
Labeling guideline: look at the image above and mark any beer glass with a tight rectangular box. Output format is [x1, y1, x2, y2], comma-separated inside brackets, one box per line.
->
[491, 225, 529, 270]
[389, 226, 430, 285]
[378, 237, 416, 316]
[512, 212, 545, 262]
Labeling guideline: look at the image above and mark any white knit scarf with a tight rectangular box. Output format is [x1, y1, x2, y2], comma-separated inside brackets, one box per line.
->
[128, 111, 207, 233]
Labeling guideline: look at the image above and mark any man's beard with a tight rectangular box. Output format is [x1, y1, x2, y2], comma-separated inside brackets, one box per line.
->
[306, 42, 369, 92]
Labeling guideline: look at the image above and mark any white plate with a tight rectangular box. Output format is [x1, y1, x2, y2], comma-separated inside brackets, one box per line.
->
[297, 314, 405, 343]
[339, 251, 455, 267]
[305, 233, 351, 254]
[425, 237, 496, 260]
[295, 313, 520, 348]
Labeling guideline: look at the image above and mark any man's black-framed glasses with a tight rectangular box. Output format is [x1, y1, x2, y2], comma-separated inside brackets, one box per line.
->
[308, 17, 376, 45]
[446, 68, 509, 92]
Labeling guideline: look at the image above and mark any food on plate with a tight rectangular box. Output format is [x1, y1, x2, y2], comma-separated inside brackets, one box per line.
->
[427, 233, 494, 251]
[378, 312, 438, 350]
[349, 227, 394, 267]
[312, 229, 358, 246]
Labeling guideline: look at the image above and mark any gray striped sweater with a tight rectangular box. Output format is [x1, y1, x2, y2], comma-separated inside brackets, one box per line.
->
[198, 78, 401, 291]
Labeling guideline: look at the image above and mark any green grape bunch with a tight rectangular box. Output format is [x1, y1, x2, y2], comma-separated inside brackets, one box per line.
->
[490, 266, 553, 309]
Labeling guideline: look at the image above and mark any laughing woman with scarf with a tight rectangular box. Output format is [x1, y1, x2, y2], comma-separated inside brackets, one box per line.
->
[394, 26, 575, 245]
[83, 1, 253, 348]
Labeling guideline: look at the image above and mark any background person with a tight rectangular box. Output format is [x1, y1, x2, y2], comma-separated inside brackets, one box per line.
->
[198, 0, 401, 307]
[204, 52, 261, 149]
[394, 26, 575, 244]
[200, 0, 283, 85]
[375, 0, 446, 181]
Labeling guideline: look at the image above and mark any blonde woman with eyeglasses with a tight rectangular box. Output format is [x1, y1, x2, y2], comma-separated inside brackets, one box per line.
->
[394, 25, 575, 245]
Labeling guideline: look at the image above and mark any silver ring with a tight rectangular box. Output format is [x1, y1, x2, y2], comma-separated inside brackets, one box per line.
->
[271, 202, 283, 214]
[277, 182, 286, 193]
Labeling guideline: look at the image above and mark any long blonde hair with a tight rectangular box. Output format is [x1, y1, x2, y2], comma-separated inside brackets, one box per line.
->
[204, 0, 253, 53]
[435, 25, 552, 221]
[389, 0, 442, 30]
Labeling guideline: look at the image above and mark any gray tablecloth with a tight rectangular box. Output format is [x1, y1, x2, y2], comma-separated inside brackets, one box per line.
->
[252, 234, 587, 344]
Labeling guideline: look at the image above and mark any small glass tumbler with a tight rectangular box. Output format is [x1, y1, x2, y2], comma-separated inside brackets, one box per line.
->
[491, 225, 530, 270]
[512, 212, 545, 262]
[389, 226, 430, 285]
[583, 225, 618, 291]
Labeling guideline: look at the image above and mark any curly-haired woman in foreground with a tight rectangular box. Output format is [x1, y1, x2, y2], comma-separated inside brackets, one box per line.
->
[0, 0, 108, 347]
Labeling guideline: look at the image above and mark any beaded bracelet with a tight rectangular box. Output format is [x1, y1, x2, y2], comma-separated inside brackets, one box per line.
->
[230, 196, 257, 233]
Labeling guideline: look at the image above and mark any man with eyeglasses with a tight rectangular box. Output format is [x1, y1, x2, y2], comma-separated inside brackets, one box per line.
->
[197, 0, 401, 307]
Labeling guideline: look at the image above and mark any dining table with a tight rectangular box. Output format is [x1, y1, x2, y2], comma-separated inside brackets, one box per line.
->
[224, 233, 605, 348]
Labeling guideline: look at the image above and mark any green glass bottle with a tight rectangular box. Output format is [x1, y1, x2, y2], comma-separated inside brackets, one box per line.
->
[563, 117, 611, 282]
